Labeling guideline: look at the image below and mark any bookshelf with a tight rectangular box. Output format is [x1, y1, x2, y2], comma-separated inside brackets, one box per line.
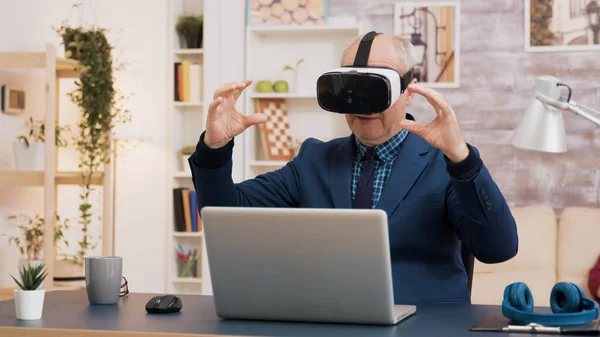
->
[243, 24, 360, 179]
[165, 0, 209, 295]
[0, 43, 113, 290]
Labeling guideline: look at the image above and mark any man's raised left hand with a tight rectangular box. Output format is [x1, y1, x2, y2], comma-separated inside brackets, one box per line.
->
[399, 84, 469, 163]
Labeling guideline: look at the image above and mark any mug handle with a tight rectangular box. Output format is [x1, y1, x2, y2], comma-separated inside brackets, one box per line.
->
[120, 276, 129, 297]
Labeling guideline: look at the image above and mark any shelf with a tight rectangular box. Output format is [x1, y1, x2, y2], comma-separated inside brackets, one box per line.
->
[173, 232, 203, 238]
[174, 101, 203, 108]
[249, 160, 288, 167]
[0, 171, 45, 187]
[248, 24, 360, 37]
[173, 171, 192, 178]
[172, 277, 202, 284]
[56, 171, 104, 185]
[174, 49, 204, 56]
[0, 52, 80, 78]
[0, 171, 104, 187]
[247, 92, 316, 99]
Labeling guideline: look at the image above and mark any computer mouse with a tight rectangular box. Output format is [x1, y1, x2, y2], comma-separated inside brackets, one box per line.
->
[145, 294, 182, 313]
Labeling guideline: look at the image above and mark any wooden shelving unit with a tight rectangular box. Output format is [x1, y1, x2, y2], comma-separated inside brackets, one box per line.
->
[243, 24, 360, 179]
[0, 43, 114, 290]
[165, 0, 209, 295]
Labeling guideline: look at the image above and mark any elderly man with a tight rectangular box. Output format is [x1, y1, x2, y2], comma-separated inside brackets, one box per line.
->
[189, 32, 518, 305]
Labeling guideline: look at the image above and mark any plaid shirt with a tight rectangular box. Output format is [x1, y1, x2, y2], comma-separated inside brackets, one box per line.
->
[351, 129, 409, 208]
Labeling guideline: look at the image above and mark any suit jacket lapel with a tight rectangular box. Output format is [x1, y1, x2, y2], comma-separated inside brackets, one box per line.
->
[376, 132, 431, 218]
[329, 135, 355, 208]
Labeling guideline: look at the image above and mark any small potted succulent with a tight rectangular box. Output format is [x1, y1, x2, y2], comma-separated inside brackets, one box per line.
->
[10, 262, 48, 320]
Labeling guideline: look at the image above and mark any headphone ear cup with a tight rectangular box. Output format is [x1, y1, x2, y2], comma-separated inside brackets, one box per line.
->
[550, 282, 583, 314]
[506, 282, 534, 312]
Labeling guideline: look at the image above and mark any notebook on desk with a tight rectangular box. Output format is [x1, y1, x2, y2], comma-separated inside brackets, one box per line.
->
[200, 207, 417, 326]
[471, 310, 600, 335]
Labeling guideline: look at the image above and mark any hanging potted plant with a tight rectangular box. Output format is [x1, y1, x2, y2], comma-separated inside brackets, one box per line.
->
[176, 14, 204, 49]
[52, 19, 130, 270]
[13, 117, 70, 171]
[10, 262, 49, 320]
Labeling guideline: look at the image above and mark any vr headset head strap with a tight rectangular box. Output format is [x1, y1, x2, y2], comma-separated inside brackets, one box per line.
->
[353, 31, 380, 67]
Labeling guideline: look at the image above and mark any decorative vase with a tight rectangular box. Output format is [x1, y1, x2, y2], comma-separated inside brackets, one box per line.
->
[12, 140, 44, 171]
[181, 154, 192, 174]
[14, 289, 45, 320]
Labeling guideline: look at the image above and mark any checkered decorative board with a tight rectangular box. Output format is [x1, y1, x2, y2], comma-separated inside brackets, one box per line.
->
[254, 98, 294, 161]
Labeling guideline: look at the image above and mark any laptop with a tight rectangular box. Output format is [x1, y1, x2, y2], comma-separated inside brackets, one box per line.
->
[200, 206, 416, 325]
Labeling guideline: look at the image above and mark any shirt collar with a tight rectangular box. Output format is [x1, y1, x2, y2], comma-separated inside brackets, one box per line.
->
[354, 128, 409, 164]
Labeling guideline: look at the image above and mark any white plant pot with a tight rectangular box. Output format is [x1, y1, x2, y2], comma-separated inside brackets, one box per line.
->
[12, 140, 45, 171]
[14, 289, 45, 320]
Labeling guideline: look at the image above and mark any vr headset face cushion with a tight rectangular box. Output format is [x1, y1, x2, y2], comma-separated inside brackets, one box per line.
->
[504, 282, 584, 314]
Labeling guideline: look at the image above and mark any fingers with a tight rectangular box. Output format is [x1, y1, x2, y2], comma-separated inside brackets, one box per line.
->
[244, 113, 267, 127]
[407, 84, 451, 116]
[232, 79, 253, 101]
[399, 118, 428, 137]
[213, 80, 253, 100]
[208, 96, 223, 114]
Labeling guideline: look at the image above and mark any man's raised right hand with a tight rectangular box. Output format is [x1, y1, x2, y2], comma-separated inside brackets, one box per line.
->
[204, 79, 267, 149]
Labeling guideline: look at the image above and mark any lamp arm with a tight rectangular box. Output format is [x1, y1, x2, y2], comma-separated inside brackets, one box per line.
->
[567, 103, 600, 127]
[536, 92, 600, 127]
[571, 101, 600, 116]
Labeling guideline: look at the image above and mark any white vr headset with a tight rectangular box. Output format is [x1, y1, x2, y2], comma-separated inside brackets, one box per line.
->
[316, 31, 414, 115]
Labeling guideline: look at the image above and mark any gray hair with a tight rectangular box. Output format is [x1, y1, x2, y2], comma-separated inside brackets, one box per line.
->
[340, 34, 417, 75]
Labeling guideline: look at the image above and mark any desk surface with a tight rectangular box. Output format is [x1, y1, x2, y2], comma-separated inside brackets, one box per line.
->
[0, 290, 564, 337]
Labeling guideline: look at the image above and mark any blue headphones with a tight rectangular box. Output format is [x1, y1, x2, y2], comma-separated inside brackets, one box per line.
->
[502, 282, 599, 326]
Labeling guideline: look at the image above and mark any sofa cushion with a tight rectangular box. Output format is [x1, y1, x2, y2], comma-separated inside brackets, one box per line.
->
[471, 204, 557, 306]
[556, 207, 600, 299]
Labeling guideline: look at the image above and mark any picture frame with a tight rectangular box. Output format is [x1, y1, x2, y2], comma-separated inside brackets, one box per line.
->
[1, 85, 26, 115]
[393, 1, 461, 88]
[525, 0, 600, 52]
[246, 0, 328, 26]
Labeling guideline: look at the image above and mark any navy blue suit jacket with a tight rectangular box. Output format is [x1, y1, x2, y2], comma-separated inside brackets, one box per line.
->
[189, 128, 518, 305]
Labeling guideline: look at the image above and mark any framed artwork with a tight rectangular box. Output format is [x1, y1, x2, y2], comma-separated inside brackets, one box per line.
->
[525, 0, 600, 52]
[246, 0, 328, 25]
[393, 1, 461, 88]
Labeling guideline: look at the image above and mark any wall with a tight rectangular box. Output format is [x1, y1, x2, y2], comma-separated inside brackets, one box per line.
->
[1, 0, 597, 292]
[329, 0, 600, 210]
[0, 0, 168, 292]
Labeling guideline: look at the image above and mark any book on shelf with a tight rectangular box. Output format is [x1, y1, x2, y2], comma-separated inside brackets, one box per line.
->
[174, 61, 203, 103]
[173, 187, 203, 232]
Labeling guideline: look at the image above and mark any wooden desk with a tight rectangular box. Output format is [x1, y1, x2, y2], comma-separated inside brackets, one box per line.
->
[0, 290, 546, 337]
[0, 284, 84, 302]
[0, 289, 13, 302]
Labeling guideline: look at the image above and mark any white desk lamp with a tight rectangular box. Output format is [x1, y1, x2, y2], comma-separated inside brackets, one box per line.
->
[511, 76, 600, 153]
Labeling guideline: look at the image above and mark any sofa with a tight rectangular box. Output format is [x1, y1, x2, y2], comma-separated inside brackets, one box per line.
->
[470, 205, 600, 307]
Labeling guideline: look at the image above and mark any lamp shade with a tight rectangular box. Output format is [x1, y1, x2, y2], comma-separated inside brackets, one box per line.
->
[511, 76, 570, 153]
[511, 98, 567, 153]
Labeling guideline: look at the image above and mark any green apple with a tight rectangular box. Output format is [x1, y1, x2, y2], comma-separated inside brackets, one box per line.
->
[256, 80, 273, 93]
[273, 80, 289, 93]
